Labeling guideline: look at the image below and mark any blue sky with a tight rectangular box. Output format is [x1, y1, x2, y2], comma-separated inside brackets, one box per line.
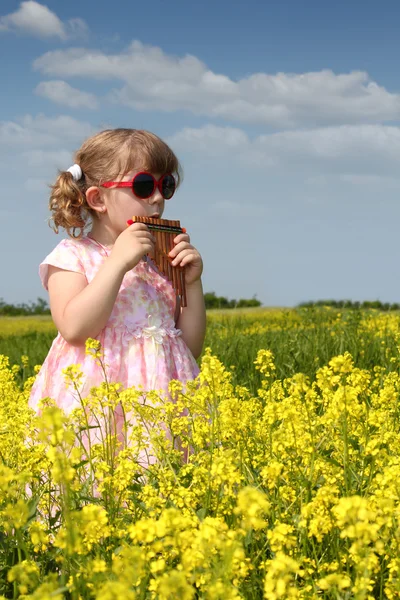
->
[2, 0, 400, 307]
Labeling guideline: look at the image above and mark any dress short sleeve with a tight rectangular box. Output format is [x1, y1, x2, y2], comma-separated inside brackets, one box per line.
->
[39, 239, 86, 290]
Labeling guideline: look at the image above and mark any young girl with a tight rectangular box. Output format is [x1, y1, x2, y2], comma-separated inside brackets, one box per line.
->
[29, 128, 206, 413]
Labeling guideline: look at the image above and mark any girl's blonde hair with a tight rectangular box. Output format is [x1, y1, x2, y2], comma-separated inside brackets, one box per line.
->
[49, 129, 182, 238]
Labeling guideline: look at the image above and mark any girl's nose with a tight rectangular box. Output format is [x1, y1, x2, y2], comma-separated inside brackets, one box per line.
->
[149, 188, 163, 204]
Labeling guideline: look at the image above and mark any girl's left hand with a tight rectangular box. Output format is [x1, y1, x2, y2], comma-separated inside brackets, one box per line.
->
[169, 232, 203, 285]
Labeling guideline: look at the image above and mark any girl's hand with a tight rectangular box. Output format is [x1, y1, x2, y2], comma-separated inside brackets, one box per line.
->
[169, 232, 203, 285]
[111, 223, 155, 272]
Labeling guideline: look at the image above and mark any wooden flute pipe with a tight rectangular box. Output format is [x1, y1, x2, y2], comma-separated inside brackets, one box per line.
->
[127, 216, 187, 307]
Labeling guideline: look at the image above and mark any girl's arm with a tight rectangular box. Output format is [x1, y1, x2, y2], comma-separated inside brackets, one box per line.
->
[48, 257, 126, 346]
[48, 223, 154, 346]
[169, 233, 206, 359]
[176, 279, 206, 359]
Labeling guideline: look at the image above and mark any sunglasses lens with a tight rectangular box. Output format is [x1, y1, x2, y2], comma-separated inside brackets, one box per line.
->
[162, 174, 176, 199]
[133, 173, 155, 198]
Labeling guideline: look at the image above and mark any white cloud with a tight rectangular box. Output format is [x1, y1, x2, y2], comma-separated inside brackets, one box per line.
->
[169, 124, 249, 155]
[35, 80, 98, 109]
[306, 173, 400, 189]
[0, 1, 88, 40]
[65, 17, 88, 39]
[22, 149, 73, 169]
[168, 123, 400, 176]
[337, 174, 400, 188]
[0, 114, 93, 149]
[33, 42, 400, 128]
[0, 114, 93, 237]
[3, 115, 399, 186]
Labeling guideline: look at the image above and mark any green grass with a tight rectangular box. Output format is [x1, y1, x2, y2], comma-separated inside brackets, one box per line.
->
[205, 308, 396, 392]
[0, 307, 397, 392]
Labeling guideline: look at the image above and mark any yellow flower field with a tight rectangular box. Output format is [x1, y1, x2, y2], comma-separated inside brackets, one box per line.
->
[0, 316, 55, 337]
[1, 308, 400, 598]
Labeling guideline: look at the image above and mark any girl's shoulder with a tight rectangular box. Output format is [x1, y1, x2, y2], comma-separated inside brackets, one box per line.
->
[46, 236, 88, 253]
[39, 236, 95, 290]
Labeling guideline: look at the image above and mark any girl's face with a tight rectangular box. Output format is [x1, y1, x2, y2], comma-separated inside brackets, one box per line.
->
[102, 167, 166, 236]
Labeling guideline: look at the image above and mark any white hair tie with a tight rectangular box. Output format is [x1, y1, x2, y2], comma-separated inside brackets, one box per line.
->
[67, 164, 83, 181]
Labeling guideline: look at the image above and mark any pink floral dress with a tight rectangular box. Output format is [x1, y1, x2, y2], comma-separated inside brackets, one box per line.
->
[29, 237, 199, 414]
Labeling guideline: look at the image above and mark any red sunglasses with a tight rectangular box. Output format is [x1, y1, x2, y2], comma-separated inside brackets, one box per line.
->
[102, 172, 176, 200]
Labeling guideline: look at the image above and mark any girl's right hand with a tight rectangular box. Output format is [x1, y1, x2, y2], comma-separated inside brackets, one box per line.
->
[110, 222, 155, 272]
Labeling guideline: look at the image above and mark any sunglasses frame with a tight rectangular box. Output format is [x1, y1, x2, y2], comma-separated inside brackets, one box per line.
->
[101, 172, 176, 200]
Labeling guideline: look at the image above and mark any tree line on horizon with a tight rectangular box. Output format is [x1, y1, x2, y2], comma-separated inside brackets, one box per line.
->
[2, 296, 398, 316]
[298, 299, 400, 311]
[0, 292, 262, 316]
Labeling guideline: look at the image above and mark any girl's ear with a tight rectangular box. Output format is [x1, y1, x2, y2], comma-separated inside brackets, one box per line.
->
[86, 186, 106, 214]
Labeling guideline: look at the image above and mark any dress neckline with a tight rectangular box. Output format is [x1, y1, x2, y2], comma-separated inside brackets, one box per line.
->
[86, 235, 112, 257]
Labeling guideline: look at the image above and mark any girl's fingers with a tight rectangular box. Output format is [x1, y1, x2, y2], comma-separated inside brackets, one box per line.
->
[173, 233, 190, 245]
[169, 241, 194, 258]
[180, 254, 198, 267]
[132, 230, 155, 243]
[127, 222, 149, 232]
[171, 248, 199, 266]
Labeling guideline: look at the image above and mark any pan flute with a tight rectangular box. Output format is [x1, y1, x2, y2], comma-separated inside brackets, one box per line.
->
[130, 216, 187, 307]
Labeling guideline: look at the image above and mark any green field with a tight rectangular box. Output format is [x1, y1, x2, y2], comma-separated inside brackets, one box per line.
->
[1, 307, 397, 392]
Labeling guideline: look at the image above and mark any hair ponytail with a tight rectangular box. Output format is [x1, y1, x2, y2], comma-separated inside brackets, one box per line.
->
[49, 171, 90, 238]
